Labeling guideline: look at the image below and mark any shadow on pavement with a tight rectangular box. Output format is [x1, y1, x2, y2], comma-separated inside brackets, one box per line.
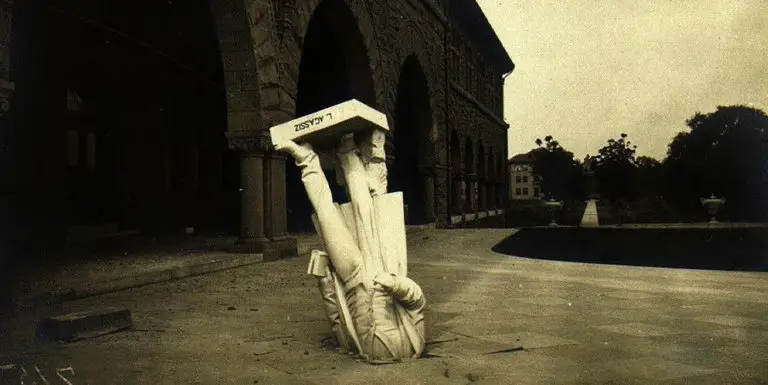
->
[492, 227, 768, 272]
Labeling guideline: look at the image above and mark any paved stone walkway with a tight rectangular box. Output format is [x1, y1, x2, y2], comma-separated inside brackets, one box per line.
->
[2, 233, 323, 312]
[1, 229, 767, 384]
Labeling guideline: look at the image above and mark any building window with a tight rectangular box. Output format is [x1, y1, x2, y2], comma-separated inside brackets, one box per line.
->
[515, 175, 521, 183]
[534, 187, 540, 197]
[522, 176, 529, 183]
[515, 188, 521, 196]
[523, 187, 529, 196]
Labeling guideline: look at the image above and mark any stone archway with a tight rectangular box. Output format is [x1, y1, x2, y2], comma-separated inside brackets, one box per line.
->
[284, 0, 377, 232]
[392, 55, 435, 225]
[6, 0, 237, 252]
[273, 0, 384, 123]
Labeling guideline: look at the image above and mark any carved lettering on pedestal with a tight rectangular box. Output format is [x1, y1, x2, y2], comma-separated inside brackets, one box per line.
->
[293, 112, 332, 132]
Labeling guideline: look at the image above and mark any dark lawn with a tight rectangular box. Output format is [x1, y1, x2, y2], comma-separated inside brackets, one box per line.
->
[492, 227, 768, 272]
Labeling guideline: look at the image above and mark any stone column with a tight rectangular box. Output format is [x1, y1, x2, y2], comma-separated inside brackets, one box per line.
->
[467, 173, 478, 228]
[418, 165, 436, 223]
[434, 165, 449, 227]
[468, 174, 478, 212]
[479, 179, 487, 211]
[263, 151, 296, 260]
[238, 151, 268, 245]
[227, 131, 297, 261]
[451, 175, 462, 215]
[488, 181, 496, 209]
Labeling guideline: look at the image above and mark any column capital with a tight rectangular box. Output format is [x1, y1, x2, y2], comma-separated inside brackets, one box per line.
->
[226, 130, 272, 154]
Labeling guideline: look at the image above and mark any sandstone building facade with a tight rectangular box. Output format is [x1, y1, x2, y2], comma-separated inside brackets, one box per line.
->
[0, 0, 513, 261]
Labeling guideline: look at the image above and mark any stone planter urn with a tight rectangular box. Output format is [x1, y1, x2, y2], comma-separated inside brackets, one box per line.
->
[700, 194, 726, 224]
[543, 198, 564, 226]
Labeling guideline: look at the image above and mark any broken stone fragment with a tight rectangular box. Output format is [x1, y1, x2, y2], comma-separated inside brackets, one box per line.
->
[36, 307, 133, 342]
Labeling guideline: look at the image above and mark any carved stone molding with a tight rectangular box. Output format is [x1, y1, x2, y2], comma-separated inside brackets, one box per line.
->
[226, 130, 273, 154]
[0, 78, 15, 117]
[449, 81, 506, 129]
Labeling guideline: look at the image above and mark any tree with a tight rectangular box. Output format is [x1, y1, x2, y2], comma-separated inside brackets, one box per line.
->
[634, 156, 662, 199]
[593, 133, 639, 201]
[635, 156, 660, 169]
[530, 136, 584, 201]
[662, 105, 768, 221]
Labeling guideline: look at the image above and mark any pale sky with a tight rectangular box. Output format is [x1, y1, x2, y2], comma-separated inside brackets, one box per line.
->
[476, 0, 768, 161]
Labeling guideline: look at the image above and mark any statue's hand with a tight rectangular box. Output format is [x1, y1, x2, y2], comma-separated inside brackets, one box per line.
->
[274, 140, 315, 162]
[366, 162, 388, 195]
[373, 271, 397, 291]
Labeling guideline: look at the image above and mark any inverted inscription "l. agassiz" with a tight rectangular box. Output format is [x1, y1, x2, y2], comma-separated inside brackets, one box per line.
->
[294, 113, 333, 132]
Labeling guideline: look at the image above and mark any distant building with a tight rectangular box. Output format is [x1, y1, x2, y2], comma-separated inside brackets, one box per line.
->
[508, 152, 542, 200]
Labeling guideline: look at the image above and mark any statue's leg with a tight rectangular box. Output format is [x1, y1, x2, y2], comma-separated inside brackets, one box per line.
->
[290, 143, 367, 287]
[337, 135, 385, 276]
[278, 140, 380, 358]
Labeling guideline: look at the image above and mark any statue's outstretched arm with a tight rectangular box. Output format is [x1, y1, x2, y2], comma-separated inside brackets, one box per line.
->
[373, 272, 426, 312]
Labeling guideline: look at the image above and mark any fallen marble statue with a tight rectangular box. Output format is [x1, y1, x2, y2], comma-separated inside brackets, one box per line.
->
[270, 100, 426, 363]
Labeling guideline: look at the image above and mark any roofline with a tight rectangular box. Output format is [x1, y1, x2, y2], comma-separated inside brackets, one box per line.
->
[451, 0, 515, 74]
[468, 0, 515, 73]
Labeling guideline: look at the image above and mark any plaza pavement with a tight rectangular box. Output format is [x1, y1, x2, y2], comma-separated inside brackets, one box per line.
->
[1, 228, 767, 384]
